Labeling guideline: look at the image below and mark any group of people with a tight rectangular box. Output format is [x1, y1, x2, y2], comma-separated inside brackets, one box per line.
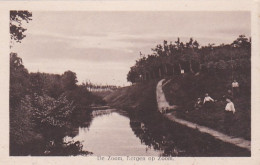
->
[192, 80, 240, 135]
[193, 80, 239, 111]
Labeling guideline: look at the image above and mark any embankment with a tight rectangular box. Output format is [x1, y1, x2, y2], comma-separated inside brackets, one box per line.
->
[162, 74, 251, 140]
[104, 80, 158, 112]
[104, 79, 250, 156]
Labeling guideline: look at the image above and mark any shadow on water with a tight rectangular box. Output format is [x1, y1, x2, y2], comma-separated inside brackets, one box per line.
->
[25, 108, 250, 156]
[18, 110, 96, 156]
[128, 110, 250, 157]
[43, 109, 119, 156]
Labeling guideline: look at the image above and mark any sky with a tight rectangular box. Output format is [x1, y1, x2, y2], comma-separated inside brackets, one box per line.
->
[11, 11, 250, 86]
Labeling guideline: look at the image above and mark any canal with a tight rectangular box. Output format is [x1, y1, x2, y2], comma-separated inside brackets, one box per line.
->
[60, 109, 250, 157]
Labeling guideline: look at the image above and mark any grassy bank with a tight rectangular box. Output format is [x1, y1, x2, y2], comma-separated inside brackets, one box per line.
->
[163, 74, 251, 140]
[104, 80, 250, 156]
[104, 80, 158, 112]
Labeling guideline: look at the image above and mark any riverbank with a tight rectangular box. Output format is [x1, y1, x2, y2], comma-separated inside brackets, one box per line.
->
[157, 79, 250, 151]
[9, 54, 106, 155]
[162, 74, 251, 140]
[104, 78, 250, 141]
[104, 81, 250, 156]
[104, 80, 158, 112]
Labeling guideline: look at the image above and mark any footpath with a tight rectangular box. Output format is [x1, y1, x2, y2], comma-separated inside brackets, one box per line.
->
[156, 79, 251, 151]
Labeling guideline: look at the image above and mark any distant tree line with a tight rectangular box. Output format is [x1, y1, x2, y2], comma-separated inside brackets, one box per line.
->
[127, 36, 251, 83]
[82, 81, 119, 92]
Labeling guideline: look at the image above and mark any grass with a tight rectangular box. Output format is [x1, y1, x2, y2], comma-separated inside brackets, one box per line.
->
[104, 80, 158, 112]
[105, 75, 250, 140]
[163, 74, 251, 140]
[104, 78, 250, 156]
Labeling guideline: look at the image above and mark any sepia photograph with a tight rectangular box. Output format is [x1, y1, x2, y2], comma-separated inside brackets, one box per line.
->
[9, 10, 251, 157]
[1, 0, 260, 164]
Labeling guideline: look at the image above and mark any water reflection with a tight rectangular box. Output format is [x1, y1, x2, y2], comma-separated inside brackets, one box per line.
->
[64, 110, 161, 156]
[130, 119, 183, 156]
[38, 110, 95, 156]
[128, 111, 250, 157]
[60, 109, 249, 156]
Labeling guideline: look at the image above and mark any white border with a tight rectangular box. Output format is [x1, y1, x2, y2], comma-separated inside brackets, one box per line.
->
[0, 1, 259, 165]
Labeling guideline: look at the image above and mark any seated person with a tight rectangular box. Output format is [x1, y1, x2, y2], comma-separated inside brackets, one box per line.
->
[194, 98, 202, 110]
[203, 93, 214, 110]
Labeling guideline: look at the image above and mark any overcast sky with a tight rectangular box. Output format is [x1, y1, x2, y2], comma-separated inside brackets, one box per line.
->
[12, 11, 250, 86]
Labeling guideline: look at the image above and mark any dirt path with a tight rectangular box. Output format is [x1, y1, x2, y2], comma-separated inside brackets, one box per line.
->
[156, 79, 251, 151]
[156, 79, 177, 113]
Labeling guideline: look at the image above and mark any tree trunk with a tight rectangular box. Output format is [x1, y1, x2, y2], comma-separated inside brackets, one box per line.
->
[178, 63, 182, 74]
[172, 65, 174, 76]
[189, 60, 194, 73]
[152, 70, 155, 79]
[164, 64, 168, 76]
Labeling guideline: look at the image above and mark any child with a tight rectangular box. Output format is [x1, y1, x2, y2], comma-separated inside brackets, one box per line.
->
[224, 97, 235, 135]
[194, 98, 202, 110]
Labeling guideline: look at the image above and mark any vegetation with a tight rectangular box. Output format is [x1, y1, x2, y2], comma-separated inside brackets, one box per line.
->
[126, 35, 251, 140]
[82, 81, 119, 92]
[9, 11, 105, 155]
[104, 80, 157, 112]
[127, 36, 250, 83]
[9, 10, 251, 155]
[10, 10, 32, 45]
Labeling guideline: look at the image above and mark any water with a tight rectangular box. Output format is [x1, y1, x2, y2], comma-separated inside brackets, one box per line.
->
[61, 109, 250, 156]
[64, 111, 161, 156]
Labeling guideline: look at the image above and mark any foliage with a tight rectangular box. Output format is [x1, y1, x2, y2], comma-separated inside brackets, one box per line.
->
[10, 10, 32, 45]
[45, 141, 93, 156]
[10, 53, 106, 155]
[10, 53, 30, 108]
[10, 10, 98, 155]
[127, 36, 251, 84]
[61, 71, 78, 90]
[31, 93, 76, 128]
[10, 95, 40, 146]
[127, 67, 139, 83]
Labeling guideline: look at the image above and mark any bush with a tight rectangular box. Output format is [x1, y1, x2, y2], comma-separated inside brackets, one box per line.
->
[31, 93, 76, 128]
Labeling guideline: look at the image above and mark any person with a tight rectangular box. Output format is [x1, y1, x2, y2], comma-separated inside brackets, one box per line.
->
[194, 98, 202, 110]
[232, 80, 239, 98]
[224, 97, 236, 135]
[203, 93, 214, 112]
[223, 89, 233, 101]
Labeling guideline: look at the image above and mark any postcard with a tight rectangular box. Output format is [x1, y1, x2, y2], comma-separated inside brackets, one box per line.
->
[0, 0, 259, 164]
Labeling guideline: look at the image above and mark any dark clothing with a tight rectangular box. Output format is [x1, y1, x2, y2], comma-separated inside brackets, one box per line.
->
[223, 93, 233, 101]
[233, 87, 240, 98]
[194, 100, 202, 110]
[203, 101, 214, 113]
[224, 111, 234, 134]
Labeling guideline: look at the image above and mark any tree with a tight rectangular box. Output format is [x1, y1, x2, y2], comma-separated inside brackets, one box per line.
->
[127, 66, 139, 83]
[174, 38, 185, 73]
[10, 10, 32, 107]
[61, 71, 78, 90]
[231, 35, 250, 49]
[10, 10, 32, 46]
[10, 53, 30, 108]
[126, 35, 251, 83]
[9, 10, 32, 106]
